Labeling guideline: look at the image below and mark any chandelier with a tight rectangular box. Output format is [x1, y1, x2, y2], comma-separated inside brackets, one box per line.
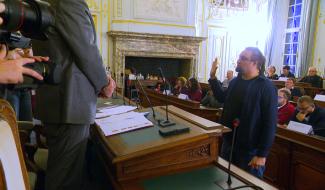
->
[208, 0, 267, 18]
[208, 0, 248, 18]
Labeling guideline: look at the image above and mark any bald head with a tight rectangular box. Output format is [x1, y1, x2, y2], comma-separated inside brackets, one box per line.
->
[226, 70, 234, 80]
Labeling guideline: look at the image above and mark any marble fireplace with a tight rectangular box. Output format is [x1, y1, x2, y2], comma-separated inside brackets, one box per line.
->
[108, 31, 205, 88]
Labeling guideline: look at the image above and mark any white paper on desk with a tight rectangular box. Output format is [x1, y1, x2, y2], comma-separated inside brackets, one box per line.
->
[178, 93, 189, 100]
[96, 111, 153, 136]
[278, 77, 288, 81]
[95, 105, 137, 118]
[314, 94, 325, 102]
[287, 121, 313, 134]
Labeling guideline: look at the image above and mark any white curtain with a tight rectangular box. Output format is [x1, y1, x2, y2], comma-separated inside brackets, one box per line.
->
[298, 0, 319, 76]
[264, 0, 290, 75]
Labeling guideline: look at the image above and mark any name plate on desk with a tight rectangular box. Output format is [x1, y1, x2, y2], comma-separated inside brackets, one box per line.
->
[287, 121, 313, 134]
[314, 94, 325, 102]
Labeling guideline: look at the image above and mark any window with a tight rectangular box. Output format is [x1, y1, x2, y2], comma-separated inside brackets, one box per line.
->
[283, 0, 303, 74]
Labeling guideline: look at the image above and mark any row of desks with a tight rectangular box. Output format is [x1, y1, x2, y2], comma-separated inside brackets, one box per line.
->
[137, 88, 222, 122]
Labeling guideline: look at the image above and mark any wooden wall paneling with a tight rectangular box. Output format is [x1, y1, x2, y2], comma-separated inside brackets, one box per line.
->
[265, 136, 292, 190]
[290, 144, 325, 190]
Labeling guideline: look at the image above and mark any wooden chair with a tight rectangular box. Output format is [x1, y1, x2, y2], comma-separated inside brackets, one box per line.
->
[0, 99, 31, 190]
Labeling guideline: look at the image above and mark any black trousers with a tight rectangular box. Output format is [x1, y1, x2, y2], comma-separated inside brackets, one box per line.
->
[45, 123, 90, 190]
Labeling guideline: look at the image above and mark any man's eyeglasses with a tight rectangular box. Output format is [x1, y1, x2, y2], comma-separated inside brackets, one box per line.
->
[238, 56, 253, 62]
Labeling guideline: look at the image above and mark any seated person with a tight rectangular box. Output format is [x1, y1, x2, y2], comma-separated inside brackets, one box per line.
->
[299, 66, 323, 88]
[154, 82, 162, 93]
[201, 89, 223, 108]
[285, 78, 303, 100]
[186, 77, 202, 102]
[266, 66, 279, 80]
[292, 96, 325, 137]
[280, 65, 295, 78]
[277, 88, 295, 125]
[172, 77, 188, 95]
[222, 70, 234, 89]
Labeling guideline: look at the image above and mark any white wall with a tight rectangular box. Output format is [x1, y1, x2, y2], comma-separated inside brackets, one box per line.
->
[86, 0, 110, 66]
[111, 0, 197, 36]
[312, 0, 325, 77]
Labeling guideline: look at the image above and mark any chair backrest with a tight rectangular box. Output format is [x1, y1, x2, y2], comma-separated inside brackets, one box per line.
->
[0, 99, 29, 190]
[0, 160, 7, 190]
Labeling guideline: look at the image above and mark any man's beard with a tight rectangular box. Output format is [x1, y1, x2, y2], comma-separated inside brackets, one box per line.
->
[235, 66, 242, 73]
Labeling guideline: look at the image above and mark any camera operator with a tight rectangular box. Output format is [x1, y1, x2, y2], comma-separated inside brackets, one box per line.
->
[5, 46, 46, 121]
[1, 0, 116, 190]
[0, 44, 44, 85]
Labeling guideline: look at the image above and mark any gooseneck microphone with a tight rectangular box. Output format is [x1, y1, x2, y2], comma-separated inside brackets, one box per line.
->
[157, 67, 175, 127]
[135, 76, 156, 119]
[215, 119, 263, 190]
[227, 118, 240, 186]
[121, 73, 126, 105]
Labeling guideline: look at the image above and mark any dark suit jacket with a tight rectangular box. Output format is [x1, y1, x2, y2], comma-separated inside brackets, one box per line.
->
[292, 107, 325, 137]
[280, 72, 295, 78]
[32, 0, 108, 124]
[300, 75, 323, 88]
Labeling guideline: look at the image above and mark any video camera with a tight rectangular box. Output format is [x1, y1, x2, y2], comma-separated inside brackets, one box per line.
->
[0, 0, 61, 89]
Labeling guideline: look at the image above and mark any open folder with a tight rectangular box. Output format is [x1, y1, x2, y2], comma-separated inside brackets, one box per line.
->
[96, 111, 153, 136]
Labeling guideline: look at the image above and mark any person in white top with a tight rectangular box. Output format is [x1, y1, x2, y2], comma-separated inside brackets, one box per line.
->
[222, 70, 234, 89]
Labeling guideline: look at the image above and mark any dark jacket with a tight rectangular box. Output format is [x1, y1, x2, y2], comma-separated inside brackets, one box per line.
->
[267, 74, 279, 80]
[209, 75, 277, 157]
[290, 87, 303, 99]
[280, 72, 295, 78]
[300, 75, 323, 88]
[292, 107, 325, 137]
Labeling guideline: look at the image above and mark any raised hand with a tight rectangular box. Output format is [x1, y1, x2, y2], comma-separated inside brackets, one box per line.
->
[210, 57, 219, 79]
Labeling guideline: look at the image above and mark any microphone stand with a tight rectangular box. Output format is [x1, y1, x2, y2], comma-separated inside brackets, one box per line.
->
[215, 119, 263, 190]
[135, 77, 156, 120]
[113, 72, 119, 99]
[133, 76, 139, 110]
[121, 73, 126, 105]
[158, 68, 175, 127]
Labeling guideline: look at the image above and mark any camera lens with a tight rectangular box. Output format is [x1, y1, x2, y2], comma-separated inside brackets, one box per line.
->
[0, 0, 53, 40]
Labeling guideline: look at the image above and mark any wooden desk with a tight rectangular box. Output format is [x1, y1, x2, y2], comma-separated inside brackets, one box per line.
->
[91, 105, 229, 189]
[272, 80, 325, 98]
[138, 88, 221, 121]
[129, 80, 160, 87]
[315, 100, 325, 108]
[264, 127, 325, 190]
[91, 100, 276, 190]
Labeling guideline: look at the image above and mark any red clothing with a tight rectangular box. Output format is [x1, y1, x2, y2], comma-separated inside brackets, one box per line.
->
[188, 90, 202, 102]
[278, 102, 295, 125]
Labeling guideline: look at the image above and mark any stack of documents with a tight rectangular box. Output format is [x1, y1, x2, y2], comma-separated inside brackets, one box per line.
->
[96, 105, 137, 118]
[96, 111, 153, 136]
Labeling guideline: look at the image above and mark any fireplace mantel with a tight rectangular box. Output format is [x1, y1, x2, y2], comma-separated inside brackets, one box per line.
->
[108, 31, 205, 87]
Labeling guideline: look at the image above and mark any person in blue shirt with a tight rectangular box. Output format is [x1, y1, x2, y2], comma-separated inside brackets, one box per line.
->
[209, 47, 277, 178]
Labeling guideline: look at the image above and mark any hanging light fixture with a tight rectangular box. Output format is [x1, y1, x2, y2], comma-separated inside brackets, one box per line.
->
[208, 0, 249, 18]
